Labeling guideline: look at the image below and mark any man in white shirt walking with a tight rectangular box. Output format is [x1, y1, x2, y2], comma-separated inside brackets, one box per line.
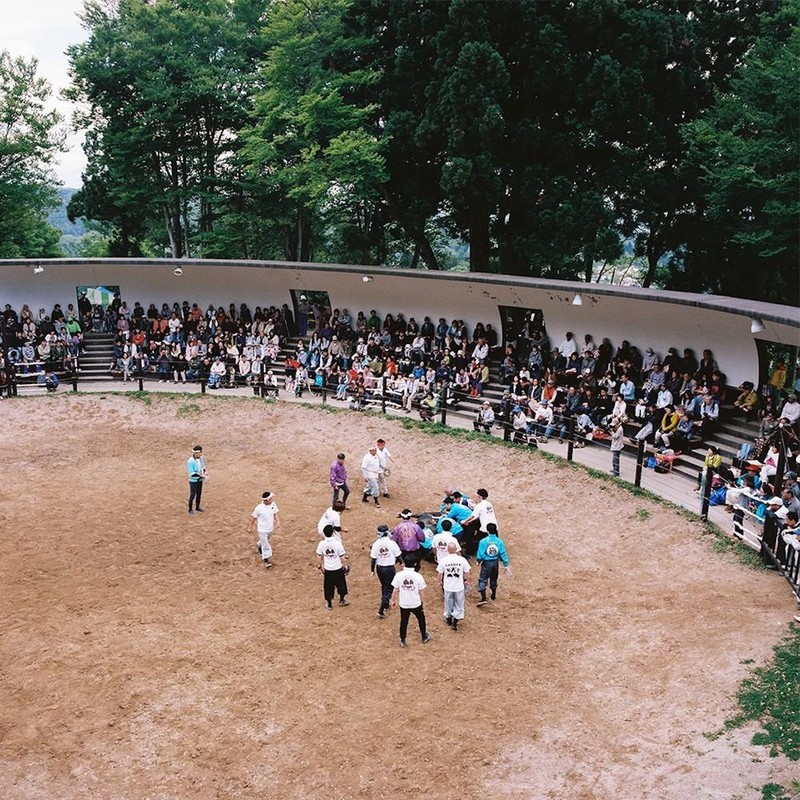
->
[247, 491, 280, 568]
[370, 524, 401, 619]
[375, 438, 395, 498]
[316, 525, 350, 610]
[391, 554, 433, 647]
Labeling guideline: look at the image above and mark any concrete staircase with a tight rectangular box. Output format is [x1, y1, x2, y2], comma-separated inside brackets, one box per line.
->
[78, 332, 114, 381]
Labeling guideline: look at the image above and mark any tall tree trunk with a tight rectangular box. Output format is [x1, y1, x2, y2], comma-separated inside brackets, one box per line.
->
[162, 204, 179, 258]
[379, 189, 440, 270]
[410, 242, 420, 269]
[582, 249, 593, 283]
[469, 202, 491, 273]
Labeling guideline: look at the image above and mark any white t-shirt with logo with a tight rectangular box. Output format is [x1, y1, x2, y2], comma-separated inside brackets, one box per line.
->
[316, 537, 347, 571]
[473, 499, 497, 531]
[431, 532, 460, 563]
[317, 507, 342, 538]
[370, 537, 401, 567]
[436, 554, 471, 592]
[391, 568, 426, 608]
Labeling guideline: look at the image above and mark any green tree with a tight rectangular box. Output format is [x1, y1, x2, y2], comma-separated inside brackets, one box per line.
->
[681, 0, 800, 303]
[0, 51, 65, 258]
[241, 0, 387, 263]
[67, 0, 267, 257]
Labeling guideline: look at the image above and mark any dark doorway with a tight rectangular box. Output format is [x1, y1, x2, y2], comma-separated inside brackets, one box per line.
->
[755, 338, 799, 407]
[498, 305, 547, 360]
[290, 290, 331, 338]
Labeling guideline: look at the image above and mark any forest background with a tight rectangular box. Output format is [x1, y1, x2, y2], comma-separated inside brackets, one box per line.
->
[1, 0, 797, 303]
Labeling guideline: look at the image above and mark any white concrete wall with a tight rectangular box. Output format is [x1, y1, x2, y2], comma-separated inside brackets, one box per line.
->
[1, 259, 798, 386]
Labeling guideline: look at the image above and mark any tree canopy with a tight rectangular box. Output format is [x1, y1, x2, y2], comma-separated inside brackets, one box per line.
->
[0, 51, 65, 258]
[2, 0, 790, 304]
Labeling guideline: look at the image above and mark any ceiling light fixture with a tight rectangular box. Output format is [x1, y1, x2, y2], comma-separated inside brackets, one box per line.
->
[572, 293, 583, 306]
[750, 317, 766, 334]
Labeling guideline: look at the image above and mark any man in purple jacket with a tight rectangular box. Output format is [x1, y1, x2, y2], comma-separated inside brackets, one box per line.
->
[392, 509, 426, 572]
[329, 452, 350, 507]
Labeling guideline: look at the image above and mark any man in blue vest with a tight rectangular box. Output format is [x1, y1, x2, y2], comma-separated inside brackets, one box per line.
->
[475, 523, 511, 606]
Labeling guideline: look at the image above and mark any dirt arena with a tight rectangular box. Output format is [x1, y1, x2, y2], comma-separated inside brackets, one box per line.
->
[1, 393, 796, 799]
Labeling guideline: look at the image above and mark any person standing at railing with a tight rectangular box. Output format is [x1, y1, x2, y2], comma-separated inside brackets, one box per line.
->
[473, 401, 495, 434]
[610, 417, 625, 477]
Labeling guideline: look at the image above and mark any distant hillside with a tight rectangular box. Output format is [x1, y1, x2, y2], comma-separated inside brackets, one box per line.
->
[49, 188, 87, 236]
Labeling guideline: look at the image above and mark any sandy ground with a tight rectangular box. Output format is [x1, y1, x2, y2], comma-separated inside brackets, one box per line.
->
[0, 393, 796, 800]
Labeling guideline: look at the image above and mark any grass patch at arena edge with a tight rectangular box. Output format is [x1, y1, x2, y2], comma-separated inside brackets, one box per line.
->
[706, 624, 800, 798]
[727, 623, 800, 761]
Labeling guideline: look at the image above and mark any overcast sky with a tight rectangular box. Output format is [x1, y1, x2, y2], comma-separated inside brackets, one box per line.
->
[0, 0, 88, 187]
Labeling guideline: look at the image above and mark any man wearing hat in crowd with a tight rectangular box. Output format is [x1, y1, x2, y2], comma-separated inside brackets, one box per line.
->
[473, 400, 495, 434]
[248, 491, 281, 568]
[779, 393, 800, 431]
[511, 404, 529, 444]
[765, 495, 788, 523]
[186, 445, 207, 514]
[375, 438, 395, 498]
[370, 525, 402, 618]
[392, 509, 426, 571]
[361, 444, 382, 508]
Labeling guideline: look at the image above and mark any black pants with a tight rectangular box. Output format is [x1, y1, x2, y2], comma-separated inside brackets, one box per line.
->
[461, 520, 481, 557]
[188, 480, 203, 510]
[332, 482, 350, 505]
[399, 604, 427, 642]
[323, 568, 348, 605]
[376, 565, 396, 613]
[400, 549, 422, 572]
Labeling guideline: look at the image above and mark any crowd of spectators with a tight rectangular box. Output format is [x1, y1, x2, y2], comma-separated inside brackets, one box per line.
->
[2, 294, 797, 473]
[0, 301, 86, 396]
[486, 327, 735, 453]
[0, 301, 85, 366]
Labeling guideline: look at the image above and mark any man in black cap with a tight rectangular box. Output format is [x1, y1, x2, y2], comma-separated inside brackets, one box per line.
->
[370, 525, 401, 618]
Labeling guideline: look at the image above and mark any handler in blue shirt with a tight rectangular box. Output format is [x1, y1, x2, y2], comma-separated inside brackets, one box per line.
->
[441, 496, 473, 525]
[475, 523, 511, 606]
[187, 445, 207, 514]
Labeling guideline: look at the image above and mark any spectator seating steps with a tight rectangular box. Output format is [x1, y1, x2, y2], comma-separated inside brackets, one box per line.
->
[78, 332, 116, 380]
[58, 331, 765, 486]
